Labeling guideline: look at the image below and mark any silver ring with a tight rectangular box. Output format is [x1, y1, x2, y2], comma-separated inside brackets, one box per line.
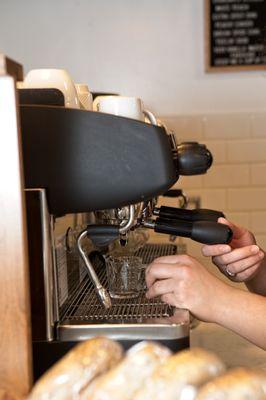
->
[225, 266, 236, 277]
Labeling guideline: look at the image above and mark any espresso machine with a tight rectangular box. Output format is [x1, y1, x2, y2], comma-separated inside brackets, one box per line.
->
[18, 90, 232, 379]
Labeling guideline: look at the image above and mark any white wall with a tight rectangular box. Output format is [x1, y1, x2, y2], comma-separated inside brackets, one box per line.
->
[1, 0, 266, 115]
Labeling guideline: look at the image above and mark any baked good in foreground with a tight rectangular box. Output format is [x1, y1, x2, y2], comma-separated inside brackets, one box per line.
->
[0, 388, 24, 400]
[28, 336, 124, 400]
[196, 367, 266, 400]
[133, 347, 226, 400]
[82, 341, 172, 400]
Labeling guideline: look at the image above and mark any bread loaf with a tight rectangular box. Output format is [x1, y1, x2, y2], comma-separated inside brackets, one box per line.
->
[133, 347, 226, 400]
[196, 367, 266, 400]
[0, 388, 25, 400]
[81, 341, 172, 400]
[28, 337, 123, 400]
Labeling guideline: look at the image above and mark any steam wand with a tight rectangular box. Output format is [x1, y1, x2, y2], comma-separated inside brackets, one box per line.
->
[77, 205, 135, 309]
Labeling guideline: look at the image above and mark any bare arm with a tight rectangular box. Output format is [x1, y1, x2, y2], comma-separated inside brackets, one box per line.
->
[146, 254, 266, 349]
[213, 285, 266, 349]
[245, 256, 266, 294]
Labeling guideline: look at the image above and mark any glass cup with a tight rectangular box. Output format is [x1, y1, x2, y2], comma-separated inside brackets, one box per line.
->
[105, 255, 145, 299]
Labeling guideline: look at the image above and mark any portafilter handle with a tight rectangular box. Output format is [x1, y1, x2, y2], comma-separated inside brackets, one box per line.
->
[143, 218, 232, 245]
[153, 206, 225, 222]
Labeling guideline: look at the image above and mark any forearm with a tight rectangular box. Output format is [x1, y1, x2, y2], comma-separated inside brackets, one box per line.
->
[245, 254, 266, 295]
[213, 285, 266, 349]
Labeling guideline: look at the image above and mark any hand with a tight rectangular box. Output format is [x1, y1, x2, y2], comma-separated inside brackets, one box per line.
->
[145, 254, 233, 323]
[202, 218, 264, 282]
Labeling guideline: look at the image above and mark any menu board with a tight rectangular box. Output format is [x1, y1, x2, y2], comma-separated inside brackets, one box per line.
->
[205, 0, 266, 71]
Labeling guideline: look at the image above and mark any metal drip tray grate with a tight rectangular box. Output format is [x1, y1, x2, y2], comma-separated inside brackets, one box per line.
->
[63, 281, 174, 323]
[60, 243, 177, 323]
[57, 243, 190, 341]
[134, 242, 177, 263]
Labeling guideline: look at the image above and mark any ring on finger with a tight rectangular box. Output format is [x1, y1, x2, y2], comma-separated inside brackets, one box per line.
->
[225, 266, 236, 277]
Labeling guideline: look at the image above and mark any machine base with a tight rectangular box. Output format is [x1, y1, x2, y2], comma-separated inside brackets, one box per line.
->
[32, 336, 190, 381]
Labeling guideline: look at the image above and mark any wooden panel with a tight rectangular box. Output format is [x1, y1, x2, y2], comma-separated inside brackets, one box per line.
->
[0, 54, 23, 81]
[204, 0, 266, 72]
[0, 58, 32, 396]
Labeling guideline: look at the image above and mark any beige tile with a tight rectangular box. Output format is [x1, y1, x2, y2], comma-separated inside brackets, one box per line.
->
[225, 212, 250, 229]
[227, 188, 266, 211]
[251, 164, 266, 185]
[227, 139, 266, 163]
[202, 113, 251, 140]
[184, 238, 202, 259]
[157, 195, 185, 209]
[250, 212, 266, 234]
[203, 164, 250, 188]
[148, 232, 169, 244]
[159, 115, 203, 142]
[254, 235, 266, 250]
[202, 140, 227, 164]
[251, 112, 266, 137]
[174, 175, 203, 189]
[185, 189, 227, 210]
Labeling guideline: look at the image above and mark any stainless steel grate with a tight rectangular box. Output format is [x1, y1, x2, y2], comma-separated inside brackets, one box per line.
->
[135, 243, 177, 263]
[60, 243, 177, 323]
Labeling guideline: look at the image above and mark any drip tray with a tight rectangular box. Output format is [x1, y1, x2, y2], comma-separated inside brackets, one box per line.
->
[57, 243, 190, 341]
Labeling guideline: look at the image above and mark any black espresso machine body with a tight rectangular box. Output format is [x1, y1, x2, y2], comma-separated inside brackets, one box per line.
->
[20, 104, 192, 380]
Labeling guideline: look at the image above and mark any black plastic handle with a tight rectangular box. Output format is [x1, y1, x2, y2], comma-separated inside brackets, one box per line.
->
[154, 218, 232, 245]
[162, 189, 184, 198]
[157, 206, 225, 222]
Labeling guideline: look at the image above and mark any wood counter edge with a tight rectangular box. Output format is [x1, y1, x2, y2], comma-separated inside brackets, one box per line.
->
[0, 56, 33, 397]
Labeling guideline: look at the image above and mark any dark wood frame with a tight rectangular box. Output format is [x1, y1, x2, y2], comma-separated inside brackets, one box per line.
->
[204, 0, 266, 72]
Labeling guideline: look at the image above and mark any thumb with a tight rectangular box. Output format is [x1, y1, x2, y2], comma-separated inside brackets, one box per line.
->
[218, 217, 248, 241]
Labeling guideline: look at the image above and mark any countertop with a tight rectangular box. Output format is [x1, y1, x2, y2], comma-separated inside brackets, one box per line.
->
[190, 320, 266, 370]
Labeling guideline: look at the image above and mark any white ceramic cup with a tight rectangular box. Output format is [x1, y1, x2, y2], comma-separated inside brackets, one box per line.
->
[93, 96, 157, 124]
[75, 83, 93, 111]
[23, 69, 80, 109]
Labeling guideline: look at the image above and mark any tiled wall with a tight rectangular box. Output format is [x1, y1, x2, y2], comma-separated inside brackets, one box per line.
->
[152, 112, 266, 261]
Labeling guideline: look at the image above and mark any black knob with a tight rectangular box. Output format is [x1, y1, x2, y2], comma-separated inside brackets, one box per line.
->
[176, 142, 213, 175]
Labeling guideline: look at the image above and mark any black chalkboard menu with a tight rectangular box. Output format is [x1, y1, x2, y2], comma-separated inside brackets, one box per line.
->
[205, 0, 266, 71]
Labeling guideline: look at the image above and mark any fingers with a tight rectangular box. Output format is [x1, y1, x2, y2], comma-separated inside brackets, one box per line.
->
[161, 293, 178, 307]
[145, 260, 185, 289]
[149, 254, 190, 265]
[232, 264, 260, 282]
[145, 255, 194, 289]
[145, 263, 174, 289]
[221, 250, 264, 276]
[213, 245, 261, 267]
[202, 244, 231, 257]
[146, 278, 176, 299]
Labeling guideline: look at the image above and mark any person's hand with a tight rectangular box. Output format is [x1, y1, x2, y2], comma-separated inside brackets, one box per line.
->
[202, 217, 264, 282]
[145, 254, 233, 323]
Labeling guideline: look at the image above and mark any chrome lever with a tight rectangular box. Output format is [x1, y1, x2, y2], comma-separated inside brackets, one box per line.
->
[77, 229, 112, 309]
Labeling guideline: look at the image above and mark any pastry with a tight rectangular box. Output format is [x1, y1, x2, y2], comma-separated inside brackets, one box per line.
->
[28, 336, 124, 400]
[82, 341, 172, 400]
[196, 367, 266, 400]
[133, 347, 226, 400]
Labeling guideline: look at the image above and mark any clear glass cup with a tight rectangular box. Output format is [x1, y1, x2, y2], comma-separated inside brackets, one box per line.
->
[105, 255, 145, 299]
